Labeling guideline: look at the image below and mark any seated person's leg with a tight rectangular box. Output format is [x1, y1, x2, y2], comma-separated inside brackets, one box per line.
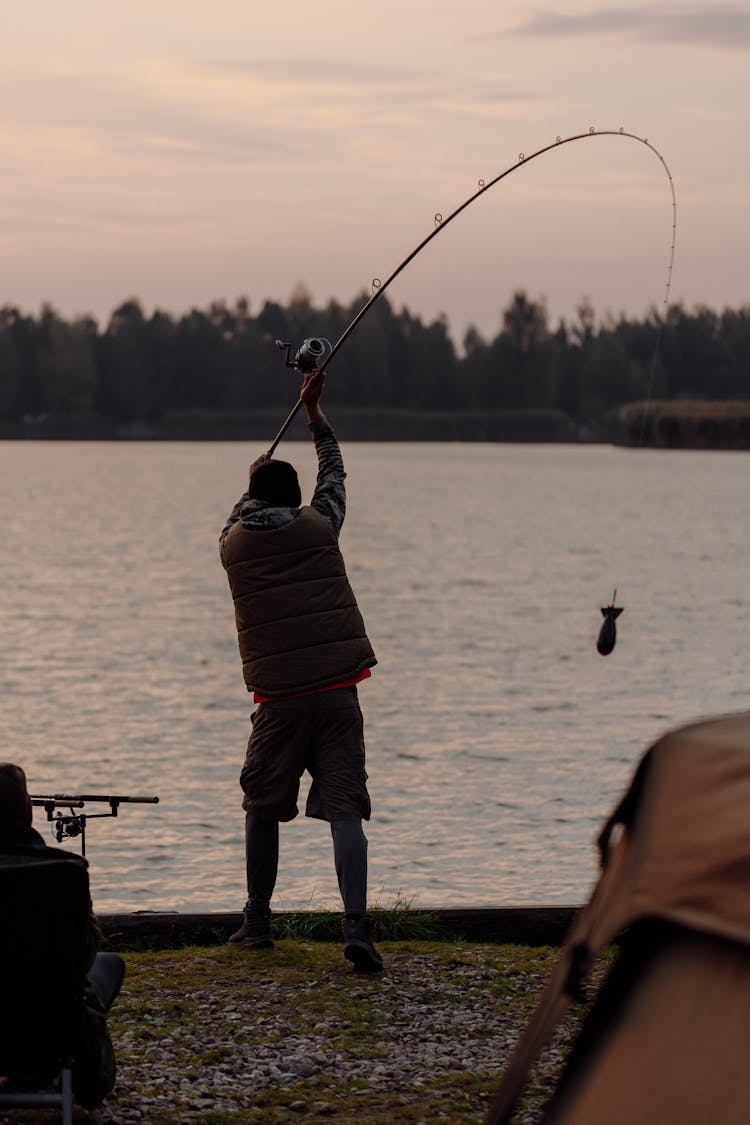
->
[87, 952, 126, 1012]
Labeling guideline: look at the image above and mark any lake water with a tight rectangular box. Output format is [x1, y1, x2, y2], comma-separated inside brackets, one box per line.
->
[1, 440, 748, 914]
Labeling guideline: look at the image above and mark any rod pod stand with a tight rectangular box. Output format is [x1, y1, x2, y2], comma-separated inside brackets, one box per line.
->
[30, 793, 159, 859]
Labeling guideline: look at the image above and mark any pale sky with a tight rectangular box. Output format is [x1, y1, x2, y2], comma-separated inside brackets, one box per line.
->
[1, 1, 748, 341]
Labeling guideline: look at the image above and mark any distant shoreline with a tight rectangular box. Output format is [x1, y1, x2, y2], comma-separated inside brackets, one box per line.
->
[3, 401, 750, 448]
[0, 407, 581, 443]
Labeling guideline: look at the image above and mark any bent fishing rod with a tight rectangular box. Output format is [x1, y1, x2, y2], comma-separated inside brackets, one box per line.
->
[267, 126, 677, 456]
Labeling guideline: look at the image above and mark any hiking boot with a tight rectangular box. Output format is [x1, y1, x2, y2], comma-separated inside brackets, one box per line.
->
[342, 914, 383, 973]
[228, 908, 274, 949]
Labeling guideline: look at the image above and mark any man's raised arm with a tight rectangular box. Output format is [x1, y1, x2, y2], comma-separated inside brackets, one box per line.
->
[302, 370, 346, 538]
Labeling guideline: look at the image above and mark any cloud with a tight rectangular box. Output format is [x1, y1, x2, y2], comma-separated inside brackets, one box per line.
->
[202, 57, 438, 86]
[473, 90, 546, 105]
[200, 57, 544, 110]
[0, 61, 544, 181]
[508, 5, 750, 51]
[0, 71, 304, 167]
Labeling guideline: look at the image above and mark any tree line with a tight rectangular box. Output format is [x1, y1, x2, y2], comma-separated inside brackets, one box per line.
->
[1, 287, 748, 427]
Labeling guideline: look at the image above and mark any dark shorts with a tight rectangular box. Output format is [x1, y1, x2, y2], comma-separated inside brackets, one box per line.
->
[239, 686, 371, 823]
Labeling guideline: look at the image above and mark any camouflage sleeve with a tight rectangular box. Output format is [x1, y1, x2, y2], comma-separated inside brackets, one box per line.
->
[309, 415, 346, 537]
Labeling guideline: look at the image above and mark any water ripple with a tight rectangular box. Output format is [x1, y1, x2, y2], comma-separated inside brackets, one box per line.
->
[1, 441, 748, 910]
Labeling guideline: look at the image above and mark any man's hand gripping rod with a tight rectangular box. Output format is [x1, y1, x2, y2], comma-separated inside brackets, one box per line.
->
[30, 792, 160, 858]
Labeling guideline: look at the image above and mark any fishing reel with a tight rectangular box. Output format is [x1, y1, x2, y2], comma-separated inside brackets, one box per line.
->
[30, 792, 160, 858]
[275, 337, 331, 374]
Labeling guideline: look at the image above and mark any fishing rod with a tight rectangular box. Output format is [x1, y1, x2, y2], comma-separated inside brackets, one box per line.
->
[30, 792, 160, 858]
[266, 126, 677, 456]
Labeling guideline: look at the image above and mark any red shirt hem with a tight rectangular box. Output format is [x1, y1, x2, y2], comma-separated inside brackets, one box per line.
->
[253, 667, 371, 705]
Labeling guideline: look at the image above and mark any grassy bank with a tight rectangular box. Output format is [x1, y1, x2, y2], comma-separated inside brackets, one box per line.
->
[0, 941, 611, 1125]
[97, 905, 578, 952]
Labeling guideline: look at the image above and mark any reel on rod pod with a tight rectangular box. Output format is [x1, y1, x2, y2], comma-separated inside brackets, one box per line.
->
[275, 337, 332, 374]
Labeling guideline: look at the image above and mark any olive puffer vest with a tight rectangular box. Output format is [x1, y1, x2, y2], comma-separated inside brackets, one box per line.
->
[222, 506, 376, 698]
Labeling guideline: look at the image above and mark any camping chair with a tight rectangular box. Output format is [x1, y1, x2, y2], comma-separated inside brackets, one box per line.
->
[485, 711, 750, 1124]
[0, 854, 91, 1125]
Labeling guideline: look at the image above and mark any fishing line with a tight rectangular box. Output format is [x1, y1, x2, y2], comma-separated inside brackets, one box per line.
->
[638, 146, 677, 446]
[267, 126, 677, 457]
[591, 140, 676, 654]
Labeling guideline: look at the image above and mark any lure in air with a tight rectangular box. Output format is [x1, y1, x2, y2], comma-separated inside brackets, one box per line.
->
[597, 592, 624, 656]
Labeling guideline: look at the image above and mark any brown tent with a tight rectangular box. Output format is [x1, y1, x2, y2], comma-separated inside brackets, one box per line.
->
[486, 711, 750, 1124]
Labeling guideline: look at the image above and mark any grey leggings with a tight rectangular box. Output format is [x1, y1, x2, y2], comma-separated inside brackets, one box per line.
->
[88, 952, 126, 1012]
[245, 815, 368, 918]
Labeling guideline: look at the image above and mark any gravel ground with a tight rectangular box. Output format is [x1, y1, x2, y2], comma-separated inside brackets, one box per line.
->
[1, 941, 597, 1124]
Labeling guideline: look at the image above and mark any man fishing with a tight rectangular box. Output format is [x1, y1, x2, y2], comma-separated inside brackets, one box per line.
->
[219, 368, 382, 972]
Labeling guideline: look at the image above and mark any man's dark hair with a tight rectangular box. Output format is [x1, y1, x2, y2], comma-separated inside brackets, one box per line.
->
[0, 762, 33, 825]
[249, 460, 302, 507]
